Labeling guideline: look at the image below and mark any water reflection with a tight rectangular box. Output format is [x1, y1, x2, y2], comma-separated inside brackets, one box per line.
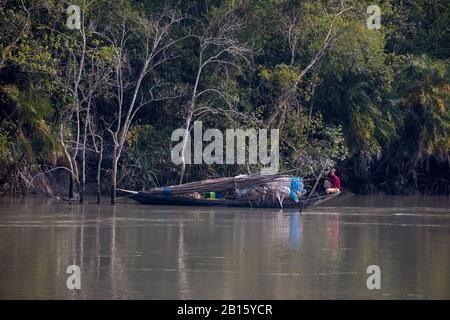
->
[177, 221, 191, 299]
[288, 213, 302, 251]
[0, 195, 449, 299]
[327, 215, 340, 261]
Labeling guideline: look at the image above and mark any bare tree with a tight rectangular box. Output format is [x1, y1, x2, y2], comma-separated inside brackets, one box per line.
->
[87, 116, 104, 205]
[101, 8, 185, 204]
[57, 13, 87, 200]
[5, 1, 111, 199]
[178, 9, 252, 183]
[267, 4, 354, 129]
[78, 49, 113, 203]
[47, 2, 113, 202]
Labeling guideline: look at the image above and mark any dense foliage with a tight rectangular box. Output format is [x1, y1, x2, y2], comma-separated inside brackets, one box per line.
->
[0, 0, 448, 199]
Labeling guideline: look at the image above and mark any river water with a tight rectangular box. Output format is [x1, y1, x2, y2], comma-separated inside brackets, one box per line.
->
[0, 195, 449, 299]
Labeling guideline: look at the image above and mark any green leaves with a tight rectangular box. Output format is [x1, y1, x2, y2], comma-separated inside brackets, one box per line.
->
[281, 109, 348, 176]
[396, 54, 450, 162]
[260, 64, 301, 90]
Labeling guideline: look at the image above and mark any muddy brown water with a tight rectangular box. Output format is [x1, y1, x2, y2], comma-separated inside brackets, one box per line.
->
[0, 195, 449, 299]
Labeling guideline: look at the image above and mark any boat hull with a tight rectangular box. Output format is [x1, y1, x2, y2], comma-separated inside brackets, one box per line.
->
[117, 189, 340, 209]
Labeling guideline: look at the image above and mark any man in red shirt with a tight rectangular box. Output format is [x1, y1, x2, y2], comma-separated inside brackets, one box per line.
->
[324, 169, 341, 194]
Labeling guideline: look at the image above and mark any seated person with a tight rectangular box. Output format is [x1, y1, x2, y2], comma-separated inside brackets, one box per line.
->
[324, 169, 341, 194]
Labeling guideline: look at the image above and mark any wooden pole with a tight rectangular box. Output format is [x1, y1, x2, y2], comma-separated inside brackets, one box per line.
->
[302, 164, 328, 210]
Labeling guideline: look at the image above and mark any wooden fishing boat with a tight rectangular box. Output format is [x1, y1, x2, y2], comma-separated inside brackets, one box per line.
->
[117, 188, 340, 209]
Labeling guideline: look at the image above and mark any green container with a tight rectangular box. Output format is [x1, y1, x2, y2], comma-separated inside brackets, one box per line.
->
[204, 192, 216, 199]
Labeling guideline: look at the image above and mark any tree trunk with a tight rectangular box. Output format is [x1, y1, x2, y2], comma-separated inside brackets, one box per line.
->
[79, 153, 85, 202]
[96, 147, 103, 205]
[75, 180, 81, 201]
[80, 121, 88, 204]
[69, 174, 74, 199]
[80, 144, 85, 203]
[79, 182, 84, 203]
[179, 111, 193, 184]
[111, 153, 118, 205]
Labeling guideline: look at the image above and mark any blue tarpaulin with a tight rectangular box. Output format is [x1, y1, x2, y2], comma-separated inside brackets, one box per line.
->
[289, 177, 306, 203]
